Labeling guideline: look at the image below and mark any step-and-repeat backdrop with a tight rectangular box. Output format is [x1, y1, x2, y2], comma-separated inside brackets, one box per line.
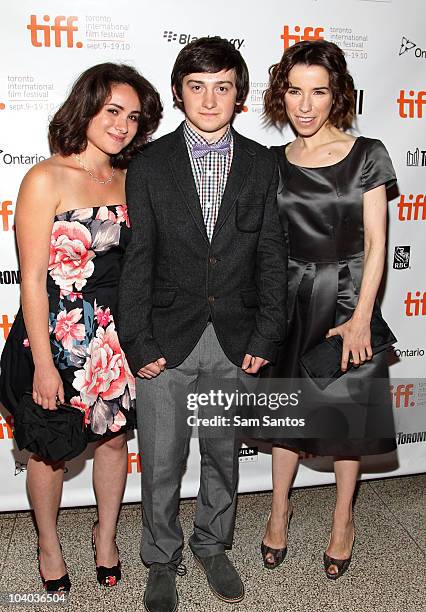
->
[0, 0, 425, 510]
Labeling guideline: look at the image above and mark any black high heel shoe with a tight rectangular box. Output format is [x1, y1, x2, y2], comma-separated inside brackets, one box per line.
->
[323, 530, 355, 580]
[92, 521, 122, 587]
[37, 547, 71, 593]
[261, 504, 293, 570]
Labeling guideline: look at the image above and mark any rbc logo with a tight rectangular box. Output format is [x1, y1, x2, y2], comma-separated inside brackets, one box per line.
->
[393, 246, 410, 269]
[281, 25, 324, 50]
[27, 15, 82, 48]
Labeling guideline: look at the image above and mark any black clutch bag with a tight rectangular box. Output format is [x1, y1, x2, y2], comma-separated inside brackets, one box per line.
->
[13, 393, 88, 462]
[300, 307, 397, 390]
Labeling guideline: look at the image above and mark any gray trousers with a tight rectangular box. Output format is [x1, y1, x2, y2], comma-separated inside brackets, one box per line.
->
[136, 323, 242, 565]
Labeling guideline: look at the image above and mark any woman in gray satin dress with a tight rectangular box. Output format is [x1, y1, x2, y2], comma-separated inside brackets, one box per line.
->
[260, 40, 396, 579]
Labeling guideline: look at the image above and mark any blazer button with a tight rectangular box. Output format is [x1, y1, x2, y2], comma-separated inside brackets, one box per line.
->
[208, 295, 215, 304]
[209, 256, 217, 265]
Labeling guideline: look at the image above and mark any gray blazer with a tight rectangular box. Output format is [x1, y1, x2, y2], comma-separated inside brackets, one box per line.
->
[118, 123, 287, 375]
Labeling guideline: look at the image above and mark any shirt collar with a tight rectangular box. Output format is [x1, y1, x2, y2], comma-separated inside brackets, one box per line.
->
[183, 121, 232, 148]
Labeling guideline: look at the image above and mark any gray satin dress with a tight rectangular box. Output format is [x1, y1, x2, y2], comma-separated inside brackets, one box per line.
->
[266, 137, 397, 456]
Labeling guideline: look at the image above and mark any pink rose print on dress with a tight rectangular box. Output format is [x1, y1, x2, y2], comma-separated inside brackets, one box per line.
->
[65, 291, 83, 302]
[48, 221, 95, 293]
[72, 323, 135, 434]
[116, 204, 130, 228]
[95, 207, 116, 222]
[109, 410, 127, 433]
[70, 395, 91, 425]
[95, 305, 113, 327]
[54, 308, 86, 351]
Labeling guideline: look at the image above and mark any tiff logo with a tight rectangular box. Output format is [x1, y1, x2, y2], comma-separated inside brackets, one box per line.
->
[397, 90, 426, 118]
[281, 25, 324, 49]
[397, 194, 426, 221]
[406, 148, 426, 166]
[0, 314, 14, 340]
[0, 201, 13, 231]
[127, 452, 142, 474]
[27, 15, 82, 48]
[390, 384, 415, 409]
[404, 291, 426, 317]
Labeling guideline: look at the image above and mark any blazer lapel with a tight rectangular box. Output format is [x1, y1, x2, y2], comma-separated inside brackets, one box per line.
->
[168, 125, 209, 244]
[212, 129, 255, 240]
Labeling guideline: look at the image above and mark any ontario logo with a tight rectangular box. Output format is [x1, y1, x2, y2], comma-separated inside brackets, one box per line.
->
[162, 31, 244, 49]
[399, 36, 426, 59]
[0, 149, 46, 166]
[27, 15, 82, 48]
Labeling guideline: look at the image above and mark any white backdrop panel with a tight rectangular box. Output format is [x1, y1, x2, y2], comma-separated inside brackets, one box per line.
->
[0, 0, 425, 510]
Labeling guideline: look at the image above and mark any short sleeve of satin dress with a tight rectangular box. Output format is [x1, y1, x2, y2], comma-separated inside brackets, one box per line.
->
[263, 137, 397, 457]
[361, 139, 396, 193]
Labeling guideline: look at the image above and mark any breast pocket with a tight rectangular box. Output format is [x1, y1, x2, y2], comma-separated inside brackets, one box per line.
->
[236, 200, 265, 233]
[152, 288, 177, 307]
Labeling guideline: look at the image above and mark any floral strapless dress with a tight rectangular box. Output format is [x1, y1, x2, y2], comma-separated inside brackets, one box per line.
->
[0, 205, 136, 441]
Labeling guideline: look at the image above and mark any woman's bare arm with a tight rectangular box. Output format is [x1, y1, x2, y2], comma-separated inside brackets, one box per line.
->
[327, 184, 387, 370]
[15, 163, 64, 409]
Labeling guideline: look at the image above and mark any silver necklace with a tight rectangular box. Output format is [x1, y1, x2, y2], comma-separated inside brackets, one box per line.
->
[74, 154, 115, 185]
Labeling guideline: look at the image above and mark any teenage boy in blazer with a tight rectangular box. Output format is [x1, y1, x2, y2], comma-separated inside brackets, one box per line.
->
[119, 36, 287, 612]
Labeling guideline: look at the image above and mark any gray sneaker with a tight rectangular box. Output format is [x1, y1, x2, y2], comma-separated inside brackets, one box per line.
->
[144, 562, 186, 612]
[191, 550, 244, 603]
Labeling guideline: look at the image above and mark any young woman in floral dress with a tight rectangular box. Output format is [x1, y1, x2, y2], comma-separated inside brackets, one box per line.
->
[0, 63, 162, 591]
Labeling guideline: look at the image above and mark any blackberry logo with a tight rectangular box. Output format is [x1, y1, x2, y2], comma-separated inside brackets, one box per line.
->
[162, 30, 244, 49]
[393, 246, 410, 269]
[163, 30, 178, 42]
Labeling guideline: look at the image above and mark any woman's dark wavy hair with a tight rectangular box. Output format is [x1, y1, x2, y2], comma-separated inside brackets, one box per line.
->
[171, 36, 249, 112]
[263, 40, 355, 130]
[48, 63, 162, 168]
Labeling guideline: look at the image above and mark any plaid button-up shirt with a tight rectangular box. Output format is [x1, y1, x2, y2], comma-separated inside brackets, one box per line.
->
[183, 121, 233, 241]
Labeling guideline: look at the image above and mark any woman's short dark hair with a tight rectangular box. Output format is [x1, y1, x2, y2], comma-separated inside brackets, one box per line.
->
[171, 36, 249, 112]
[263, 40, 355, 130]
[48, 63, 162, 167]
